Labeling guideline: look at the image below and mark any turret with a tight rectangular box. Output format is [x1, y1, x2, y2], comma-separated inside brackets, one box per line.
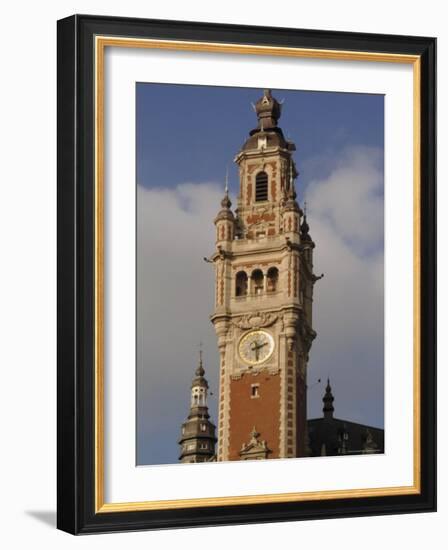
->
[282, 162, 301, 239]
[214, 170, 235, 247]
[210, 90, 319, 461]
[179, 351, 217, 463]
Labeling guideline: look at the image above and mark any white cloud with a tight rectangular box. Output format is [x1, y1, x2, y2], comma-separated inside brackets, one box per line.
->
[137, 182, 223, 464]
[305, 146, 384, 256]
[304, 146, 384, 424]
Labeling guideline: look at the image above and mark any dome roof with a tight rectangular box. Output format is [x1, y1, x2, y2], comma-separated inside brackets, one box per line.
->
[241, 90, 296, 152]
[191, 353, 209, 389]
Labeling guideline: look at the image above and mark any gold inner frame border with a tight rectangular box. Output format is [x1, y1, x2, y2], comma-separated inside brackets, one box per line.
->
[94, 35, 421, 513]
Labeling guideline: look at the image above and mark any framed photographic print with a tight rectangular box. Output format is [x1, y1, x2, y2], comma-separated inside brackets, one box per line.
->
[57, 14, 436, 534]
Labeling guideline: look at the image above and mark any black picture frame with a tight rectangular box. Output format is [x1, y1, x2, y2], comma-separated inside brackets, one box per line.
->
[57, 14, 436, 534]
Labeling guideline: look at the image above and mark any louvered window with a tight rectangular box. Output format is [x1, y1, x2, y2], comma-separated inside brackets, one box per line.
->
[255, 171, 268, 201]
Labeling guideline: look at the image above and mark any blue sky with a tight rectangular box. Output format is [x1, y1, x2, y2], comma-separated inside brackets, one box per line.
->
[136, 83, 384, 466]
[136, 84, 384, 201]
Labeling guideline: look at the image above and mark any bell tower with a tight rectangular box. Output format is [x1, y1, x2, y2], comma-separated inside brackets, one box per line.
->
[211, 90, 318, 461]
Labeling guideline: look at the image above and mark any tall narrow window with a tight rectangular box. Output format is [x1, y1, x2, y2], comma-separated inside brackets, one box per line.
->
[267, 267, 279, 292]
[235, 271, 248, 297]
[255, 171, 268, 201]
[251, 269, 264, 295]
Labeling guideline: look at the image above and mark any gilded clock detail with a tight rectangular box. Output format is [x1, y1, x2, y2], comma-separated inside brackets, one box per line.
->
[238, 330, 275, 366]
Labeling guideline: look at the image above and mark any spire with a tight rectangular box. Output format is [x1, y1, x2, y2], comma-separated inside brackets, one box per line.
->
[284, 160, 299, 212]
[195, 344, 205, 377]
[192, 345, 207, 387]
[215, 166, 233, 217]
[323, 378, 335, 419]
[220, 167, 232, 210]
[300, 200, 312, 241]
[300, 215, 310, 237]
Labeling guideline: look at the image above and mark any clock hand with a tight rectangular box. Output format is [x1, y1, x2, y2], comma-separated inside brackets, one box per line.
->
[248, 338, 270, 362]
[253, 340, 268, 351]
[250, 342, 257, 353]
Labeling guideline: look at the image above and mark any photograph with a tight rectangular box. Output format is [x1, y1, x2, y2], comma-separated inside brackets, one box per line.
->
[55, 12, 436, 535]
[0, 0, 441, 544]
[136, 84, 385, 466]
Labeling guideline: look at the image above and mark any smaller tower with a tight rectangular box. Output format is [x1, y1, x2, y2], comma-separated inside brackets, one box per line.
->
[179, 351, 217, 463]
[307, 378, 385, 456]
[323, 378, 335, 420]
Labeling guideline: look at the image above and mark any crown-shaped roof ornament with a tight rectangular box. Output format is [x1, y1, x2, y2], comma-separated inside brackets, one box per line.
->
[254, 89, 282, 131]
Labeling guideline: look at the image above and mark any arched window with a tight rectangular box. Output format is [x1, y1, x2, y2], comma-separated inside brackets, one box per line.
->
[266, 267, 279, 293]
[251, 269, 264, 295]
[235, 271, 248, 297]
[255, 171, 268, 202]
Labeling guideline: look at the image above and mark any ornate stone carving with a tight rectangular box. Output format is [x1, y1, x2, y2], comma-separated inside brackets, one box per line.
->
[232, 312, 279, 330]
[239, 427, 272, 460]
[362, 429, 379, 454]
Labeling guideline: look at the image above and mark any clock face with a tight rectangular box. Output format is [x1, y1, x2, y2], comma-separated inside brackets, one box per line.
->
[238, 330, 275, 366]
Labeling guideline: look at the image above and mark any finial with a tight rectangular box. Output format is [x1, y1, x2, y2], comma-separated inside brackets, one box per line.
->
[219, 167, 232, 210]
[253, 89, 281, 131]
[195, 342, 205, 377]
[300, 200, 311, 238]
[250, 426, 260, 441]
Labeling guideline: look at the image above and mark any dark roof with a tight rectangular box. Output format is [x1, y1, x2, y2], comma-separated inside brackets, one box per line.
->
[307, 416, 384, 457]
[242, 128, 292, 152]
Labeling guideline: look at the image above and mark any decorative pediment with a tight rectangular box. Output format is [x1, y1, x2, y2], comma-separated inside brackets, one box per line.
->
[362, 429, 379, 454]
[232, 312, 279, 330]
[239, 427, 271, 460]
